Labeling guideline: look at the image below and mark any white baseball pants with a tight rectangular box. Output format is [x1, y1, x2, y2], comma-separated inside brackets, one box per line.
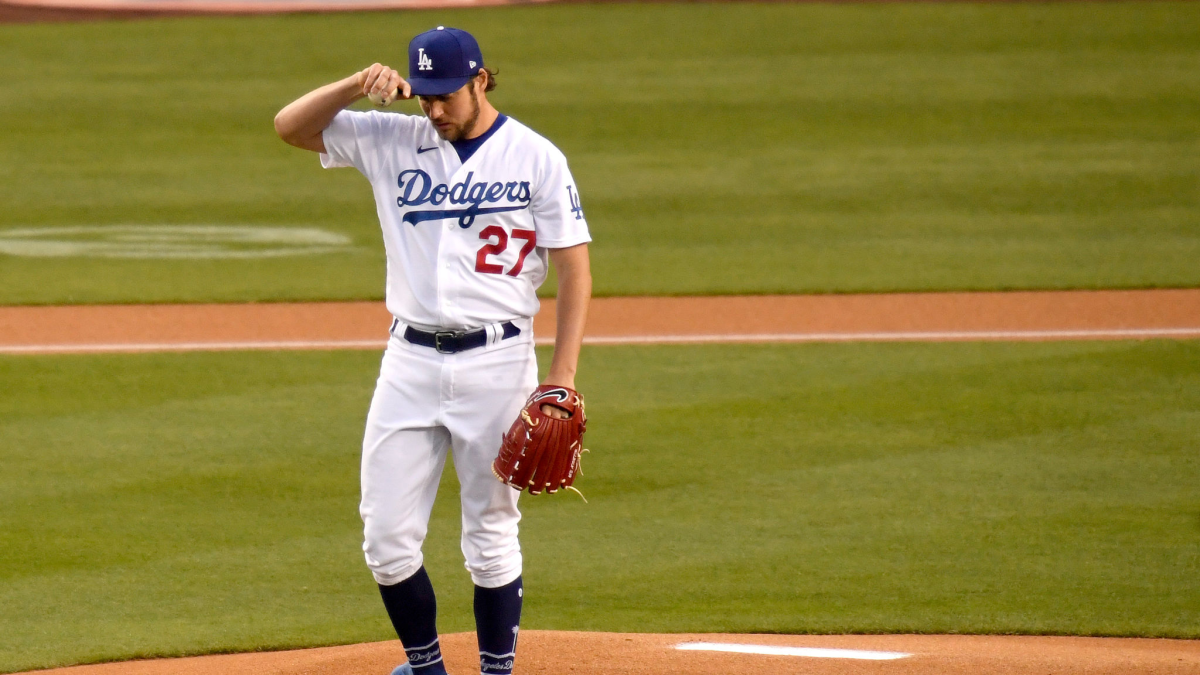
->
[360, 328, 537, 589]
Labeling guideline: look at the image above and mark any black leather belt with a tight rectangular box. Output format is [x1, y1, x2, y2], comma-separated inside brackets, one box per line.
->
[402, 321, 520, 354]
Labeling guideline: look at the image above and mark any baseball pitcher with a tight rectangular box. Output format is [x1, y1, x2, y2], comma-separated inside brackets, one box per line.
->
[274, 26, 592, 675]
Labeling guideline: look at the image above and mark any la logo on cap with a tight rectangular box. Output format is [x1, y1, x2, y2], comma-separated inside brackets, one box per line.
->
[417, 48, 433, 71]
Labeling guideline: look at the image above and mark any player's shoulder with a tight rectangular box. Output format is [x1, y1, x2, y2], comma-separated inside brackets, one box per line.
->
[337, 108, 427, 139]
[499, 116, 570, 162]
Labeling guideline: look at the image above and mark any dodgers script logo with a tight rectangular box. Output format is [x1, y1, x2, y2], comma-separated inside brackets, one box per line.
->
[397, 169, 532, 228]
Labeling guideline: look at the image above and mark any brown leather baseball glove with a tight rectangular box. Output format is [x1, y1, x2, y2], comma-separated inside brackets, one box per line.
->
[493, 384, 588, 496]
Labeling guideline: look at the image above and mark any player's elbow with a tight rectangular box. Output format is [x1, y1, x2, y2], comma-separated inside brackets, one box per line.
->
[274, 110, 297, 144]
[274, 111, 326, 153]
[551, 244, 592, 290]
[570, 264, 592, 287]
[561, 265, 592, 296]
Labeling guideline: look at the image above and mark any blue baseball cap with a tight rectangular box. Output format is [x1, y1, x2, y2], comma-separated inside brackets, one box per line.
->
[408, 26, 485, 96]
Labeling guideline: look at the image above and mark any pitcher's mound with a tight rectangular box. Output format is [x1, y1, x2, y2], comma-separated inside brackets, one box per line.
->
[21, 630, 1200, 675]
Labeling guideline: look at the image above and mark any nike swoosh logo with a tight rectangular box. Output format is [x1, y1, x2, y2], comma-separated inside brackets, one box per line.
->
[417, 146, 438, 154]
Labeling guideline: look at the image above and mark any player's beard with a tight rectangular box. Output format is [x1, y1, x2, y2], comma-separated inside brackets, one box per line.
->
[438, 87, 481, 142]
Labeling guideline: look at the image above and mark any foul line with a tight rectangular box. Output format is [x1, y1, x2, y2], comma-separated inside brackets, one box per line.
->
[563, 327, 1200, 345]
[676, 642, 910, 661]
[2, 327, 1199, 355]
[0, 339, 388, 354]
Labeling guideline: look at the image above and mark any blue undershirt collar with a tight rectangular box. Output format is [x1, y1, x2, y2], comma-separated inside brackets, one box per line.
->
[449, 113, 507, 163]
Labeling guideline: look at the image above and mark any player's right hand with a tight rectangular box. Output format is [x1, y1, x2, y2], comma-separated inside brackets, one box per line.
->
[357, 63, 412, 104]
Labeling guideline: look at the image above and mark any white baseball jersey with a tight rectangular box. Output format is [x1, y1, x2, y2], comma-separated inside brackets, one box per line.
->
[320, 110, 591, 331]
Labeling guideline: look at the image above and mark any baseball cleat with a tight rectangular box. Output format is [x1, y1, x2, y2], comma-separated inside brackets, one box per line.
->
[390, 664, 414, 675]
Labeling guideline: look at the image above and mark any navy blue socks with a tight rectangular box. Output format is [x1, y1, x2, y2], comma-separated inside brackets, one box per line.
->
[378, 567, 448, 675]
[474, 576, 524, 675]
[379, 569, 524, 675]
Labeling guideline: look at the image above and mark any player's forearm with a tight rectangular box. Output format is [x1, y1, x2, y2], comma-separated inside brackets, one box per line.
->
[545, 244, 591, 389]
[274, 75, 363, 151]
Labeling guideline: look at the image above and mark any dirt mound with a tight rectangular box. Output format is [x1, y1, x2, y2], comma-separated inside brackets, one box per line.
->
[18, 631, 1200, 675]
[0, 0, 538, 23]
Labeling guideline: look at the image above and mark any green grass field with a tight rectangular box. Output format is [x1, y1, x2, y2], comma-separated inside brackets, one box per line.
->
[0, 2, 1198, 304]
[2, 341, 1198, 673]
[2, 3, 1198, 672]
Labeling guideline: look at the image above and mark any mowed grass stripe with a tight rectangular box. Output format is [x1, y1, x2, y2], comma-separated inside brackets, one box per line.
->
[1, 3, 1199, 304]
[1, 342, 1197, 672]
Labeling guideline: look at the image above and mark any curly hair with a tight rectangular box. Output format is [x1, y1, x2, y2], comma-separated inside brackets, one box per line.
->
[478, 67, 498, 92]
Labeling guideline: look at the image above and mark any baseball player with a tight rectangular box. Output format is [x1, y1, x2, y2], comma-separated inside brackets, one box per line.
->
[273, 26, 592, 675]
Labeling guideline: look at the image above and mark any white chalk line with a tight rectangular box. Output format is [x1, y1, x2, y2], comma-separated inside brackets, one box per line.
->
[0, 225, 353, 259]
[1, 327, 1199, 354]
[676, 641, 911, 661]
[571, 327, 1200, 345]
[0, 340, 388, 354]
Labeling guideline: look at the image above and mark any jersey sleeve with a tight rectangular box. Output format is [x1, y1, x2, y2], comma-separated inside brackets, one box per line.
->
[320, 110, 408, 178]
[529, 146, 592, 249]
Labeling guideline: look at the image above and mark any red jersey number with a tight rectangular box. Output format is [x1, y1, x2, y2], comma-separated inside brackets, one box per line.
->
[475, 226, 537, 277]
[475, 226, 507, 275]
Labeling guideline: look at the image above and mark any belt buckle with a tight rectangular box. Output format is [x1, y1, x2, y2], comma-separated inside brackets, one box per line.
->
[434, 330, 463, 354]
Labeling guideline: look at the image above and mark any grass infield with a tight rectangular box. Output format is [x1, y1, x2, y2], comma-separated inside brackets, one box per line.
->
[0, 2, 1198, 304]
[0, 341, 1197, 672]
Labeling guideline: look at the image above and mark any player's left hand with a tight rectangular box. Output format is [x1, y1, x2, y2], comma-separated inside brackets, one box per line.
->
[493, 384, 589, 495]
[540, 404, 569, 419]
[539, 375, 575, 419]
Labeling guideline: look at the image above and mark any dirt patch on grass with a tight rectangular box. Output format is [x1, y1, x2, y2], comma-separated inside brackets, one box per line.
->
[0, 0, 536, 23]
[2, 289, 1199, 354]
[17, 630, 1200, 675]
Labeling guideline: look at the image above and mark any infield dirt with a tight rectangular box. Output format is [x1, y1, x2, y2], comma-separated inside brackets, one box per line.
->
[2, 289, 1199, 353]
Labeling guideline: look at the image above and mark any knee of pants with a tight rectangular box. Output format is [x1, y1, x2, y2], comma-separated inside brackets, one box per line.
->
[461, 533, 523, 588]
[363, 521, 425, 586]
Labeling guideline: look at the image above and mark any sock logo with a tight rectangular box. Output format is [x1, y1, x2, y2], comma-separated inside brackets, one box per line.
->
[404, 639, 444, 670]
[479, 652, 515, 675]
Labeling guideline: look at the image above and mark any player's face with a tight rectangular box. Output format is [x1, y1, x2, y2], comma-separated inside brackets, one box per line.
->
[419, 78, 482, 142]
